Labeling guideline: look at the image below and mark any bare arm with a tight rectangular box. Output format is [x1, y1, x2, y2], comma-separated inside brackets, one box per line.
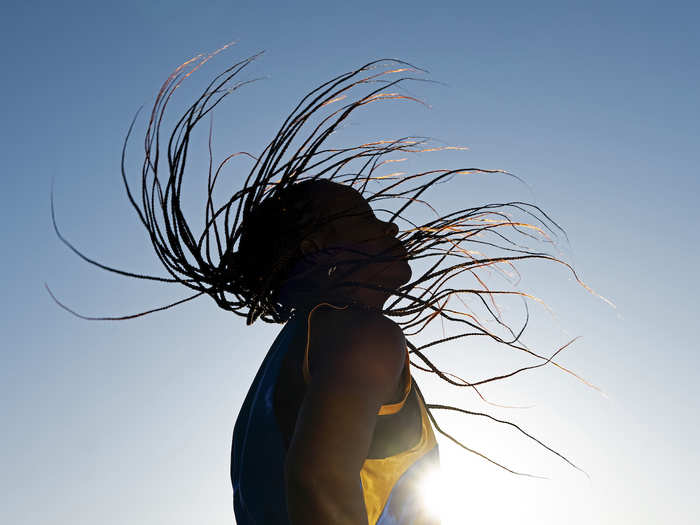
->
[284, 310, 405, 525]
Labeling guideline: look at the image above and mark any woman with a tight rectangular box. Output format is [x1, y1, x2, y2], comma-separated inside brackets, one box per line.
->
[52, 48, 585, 524]
[231, 178, 439, 524]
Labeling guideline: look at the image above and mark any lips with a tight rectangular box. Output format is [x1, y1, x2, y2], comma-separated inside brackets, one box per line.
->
[388, 240, 407, 259]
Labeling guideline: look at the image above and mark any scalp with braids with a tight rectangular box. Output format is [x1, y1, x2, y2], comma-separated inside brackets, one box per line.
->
[52, 46, 604, 476]
[232, 179, 341, 321]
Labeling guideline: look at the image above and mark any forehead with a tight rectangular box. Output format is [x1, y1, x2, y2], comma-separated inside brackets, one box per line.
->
[310, 182, 372, 218]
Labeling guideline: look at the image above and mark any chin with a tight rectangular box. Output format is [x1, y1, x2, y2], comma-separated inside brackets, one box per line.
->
[381, 260, 412, 290]
[397, 260, 412, 285]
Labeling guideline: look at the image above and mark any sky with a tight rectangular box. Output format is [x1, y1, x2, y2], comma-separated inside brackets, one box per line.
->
[1, 1, 699, 524]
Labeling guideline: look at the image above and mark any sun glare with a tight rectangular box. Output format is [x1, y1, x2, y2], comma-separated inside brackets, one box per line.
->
[421, 468, 465, 525]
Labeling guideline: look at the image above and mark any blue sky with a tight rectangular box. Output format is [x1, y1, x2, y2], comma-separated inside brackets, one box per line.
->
[2, 1, 699, 524]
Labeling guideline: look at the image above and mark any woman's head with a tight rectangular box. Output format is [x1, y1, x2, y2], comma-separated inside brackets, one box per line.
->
[235, 179, 411, 312]
[97, 53, 580, 333]
[93, 54, 578, 331]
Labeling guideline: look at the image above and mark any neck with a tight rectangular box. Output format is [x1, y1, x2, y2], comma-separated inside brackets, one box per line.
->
[296, 287, 392, 313]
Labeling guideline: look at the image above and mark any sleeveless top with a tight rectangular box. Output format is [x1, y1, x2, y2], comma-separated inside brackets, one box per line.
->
[231, 304, 440, 524]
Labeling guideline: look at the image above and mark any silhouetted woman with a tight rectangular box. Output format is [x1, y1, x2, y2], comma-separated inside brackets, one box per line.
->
[231, 178, 438, 524]
[53, 48, 586, 525]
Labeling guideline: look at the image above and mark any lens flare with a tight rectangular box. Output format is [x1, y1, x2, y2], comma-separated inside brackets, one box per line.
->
[420, 468, 468, 524]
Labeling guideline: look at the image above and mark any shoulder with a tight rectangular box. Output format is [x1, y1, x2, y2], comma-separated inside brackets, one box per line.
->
[311, 305, 405, 353]
[308, 306, 406, 389]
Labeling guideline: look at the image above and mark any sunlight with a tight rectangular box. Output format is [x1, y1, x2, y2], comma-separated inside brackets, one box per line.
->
[420, 468, 466, 525]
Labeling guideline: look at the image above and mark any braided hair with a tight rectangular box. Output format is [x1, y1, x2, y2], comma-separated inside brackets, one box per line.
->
[52, 46, 602, 476]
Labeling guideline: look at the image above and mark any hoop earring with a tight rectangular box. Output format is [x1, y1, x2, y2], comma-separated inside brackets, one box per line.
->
[327, 265, 337, 279]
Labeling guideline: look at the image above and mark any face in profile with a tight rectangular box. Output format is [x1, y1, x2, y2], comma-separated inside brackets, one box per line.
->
[299, 182, 412, 295]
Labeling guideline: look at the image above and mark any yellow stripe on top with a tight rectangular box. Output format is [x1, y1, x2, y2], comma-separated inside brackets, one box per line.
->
[361, 400, 437, 525]
[302, 303, 412, 416]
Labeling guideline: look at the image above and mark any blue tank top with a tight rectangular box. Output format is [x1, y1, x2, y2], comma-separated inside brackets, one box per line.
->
[231, 306, 440, 524]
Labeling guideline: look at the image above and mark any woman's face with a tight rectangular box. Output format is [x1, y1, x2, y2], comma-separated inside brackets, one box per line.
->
[300, 182, 411, 294]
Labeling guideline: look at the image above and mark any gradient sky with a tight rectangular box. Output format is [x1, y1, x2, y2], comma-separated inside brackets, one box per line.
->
[2, 1, 699, 524]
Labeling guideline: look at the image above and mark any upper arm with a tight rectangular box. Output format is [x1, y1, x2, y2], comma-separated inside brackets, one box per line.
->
[285, 311, 406, 478]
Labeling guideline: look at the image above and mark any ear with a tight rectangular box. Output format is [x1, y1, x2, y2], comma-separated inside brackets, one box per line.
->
[300, 237, 321, 256]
